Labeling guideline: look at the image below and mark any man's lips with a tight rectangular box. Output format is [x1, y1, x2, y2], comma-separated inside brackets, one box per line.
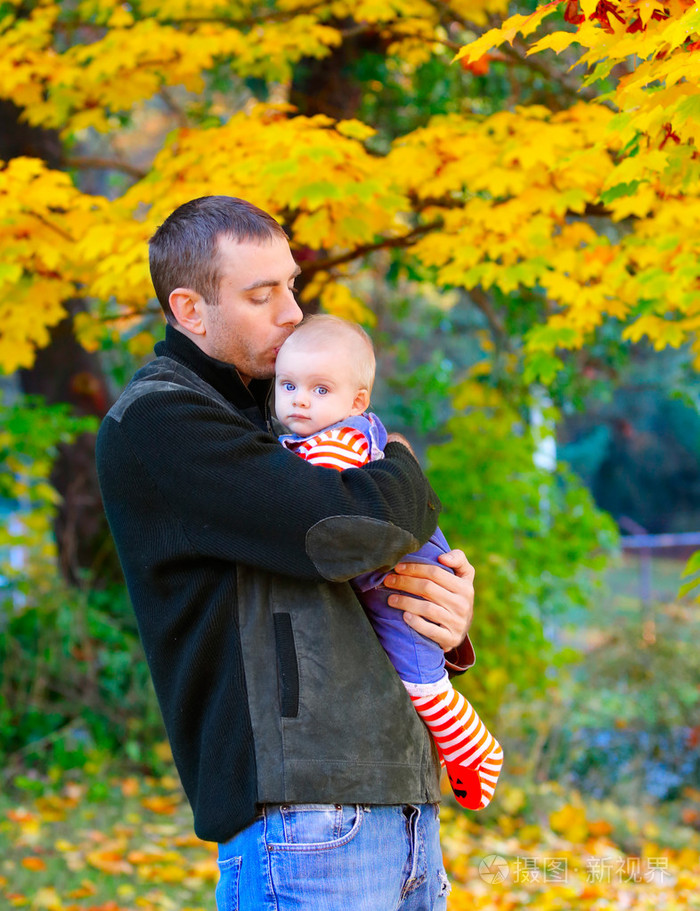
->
[273, 333, 294, 355]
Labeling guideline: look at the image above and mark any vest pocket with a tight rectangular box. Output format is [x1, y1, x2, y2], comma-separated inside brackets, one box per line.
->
[273, 612, 300, 718]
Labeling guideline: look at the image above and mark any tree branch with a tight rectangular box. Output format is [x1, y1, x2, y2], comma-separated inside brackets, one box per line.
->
[32, 212, 75, 242]
[467, 285, 511, 351]
[95, 305, 163, 322]
[300, 219, 443, 278]
[158, 87, 190, 129]
[409, 192, 612, 220]
[338, 20, 462, 50]
[55, 1, 330, 33]
[427, 0, 594, 104]
[500, 40, 596, 104]
[63, 156, 147, 179]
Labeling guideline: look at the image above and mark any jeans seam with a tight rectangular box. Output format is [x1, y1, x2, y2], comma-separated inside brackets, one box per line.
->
[215, 854, 241, 911]
[438, 870, 452, 897]
[400, 806, 427, 899]
[277, 804, 345, 843]
[262, 808, 281, 911]
[266, 805, 364, 852]
[217, 803, 445, 910]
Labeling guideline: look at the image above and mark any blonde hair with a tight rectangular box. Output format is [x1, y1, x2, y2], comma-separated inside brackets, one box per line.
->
[283, 314, 376, 393]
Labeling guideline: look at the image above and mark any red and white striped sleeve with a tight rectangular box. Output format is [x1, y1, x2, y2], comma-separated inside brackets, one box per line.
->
[295, 426, 370, 470]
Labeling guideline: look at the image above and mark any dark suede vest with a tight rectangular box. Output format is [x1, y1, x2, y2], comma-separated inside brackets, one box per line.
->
[96, 331, 442, 843]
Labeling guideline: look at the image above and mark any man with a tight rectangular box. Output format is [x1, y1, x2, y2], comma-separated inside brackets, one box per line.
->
[96, 196, 476, 911]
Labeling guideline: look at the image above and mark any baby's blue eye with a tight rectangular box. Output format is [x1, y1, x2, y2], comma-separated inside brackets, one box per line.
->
[282, 382, 295, 392]
[315, 386, 329, 396]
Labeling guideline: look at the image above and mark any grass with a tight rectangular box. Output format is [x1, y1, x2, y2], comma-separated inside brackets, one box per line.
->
[2, 761, 700, 910]
[1, 763, 217, 911]
[2, 552, 698, 910]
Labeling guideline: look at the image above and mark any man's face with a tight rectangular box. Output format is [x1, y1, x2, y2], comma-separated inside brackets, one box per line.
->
[275, 341, 367, 436]
[198, 235, 303, 383]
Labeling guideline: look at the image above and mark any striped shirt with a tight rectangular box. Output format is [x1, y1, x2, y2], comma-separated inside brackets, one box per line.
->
[285, 426, 371, 471]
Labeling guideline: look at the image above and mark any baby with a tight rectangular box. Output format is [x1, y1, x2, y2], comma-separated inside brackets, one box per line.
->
[275, 314, 503, 810]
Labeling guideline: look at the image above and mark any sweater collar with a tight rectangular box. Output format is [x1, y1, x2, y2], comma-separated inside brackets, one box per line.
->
[154, 325, 272, 416]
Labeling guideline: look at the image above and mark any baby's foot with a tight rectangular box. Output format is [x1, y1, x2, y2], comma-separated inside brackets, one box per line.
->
[444, 762, 483, 810]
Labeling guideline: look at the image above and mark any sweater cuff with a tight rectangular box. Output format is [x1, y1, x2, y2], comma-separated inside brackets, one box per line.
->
[445, 635, 476, 677]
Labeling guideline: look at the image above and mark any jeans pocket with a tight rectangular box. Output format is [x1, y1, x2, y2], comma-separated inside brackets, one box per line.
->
[267, 804, 364, 852]
[215, 854, 241, 911]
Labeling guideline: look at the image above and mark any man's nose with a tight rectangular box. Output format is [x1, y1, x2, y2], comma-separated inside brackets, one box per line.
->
[278, 289, 303, 327]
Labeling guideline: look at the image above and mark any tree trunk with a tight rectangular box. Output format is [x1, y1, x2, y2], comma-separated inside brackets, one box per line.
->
[2, 100, 120, 585]
[289, 24, 386, 306]
[290, 23, 385, 120]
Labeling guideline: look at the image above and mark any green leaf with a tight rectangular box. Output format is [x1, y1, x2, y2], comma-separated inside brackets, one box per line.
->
[600, 180, 641, 204]
[679, 577, 700, 599]
[523, 350, 565, 385]
[672, 93, 700, 126]
[681, 549, 700, 577]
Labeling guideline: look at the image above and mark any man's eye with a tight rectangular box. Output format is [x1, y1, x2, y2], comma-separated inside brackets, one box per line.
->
[252, 293, 272, 305]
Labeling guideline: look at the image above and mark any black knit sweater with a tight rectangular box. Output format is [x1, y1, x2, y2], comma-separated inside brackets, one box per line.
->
[96, 327, 446, 841]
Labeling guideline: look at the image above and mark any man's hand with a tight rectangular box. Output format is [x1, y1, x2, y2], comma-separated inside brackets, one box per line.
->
[386, 432, 416, 456]
[383, 549, 475, 651]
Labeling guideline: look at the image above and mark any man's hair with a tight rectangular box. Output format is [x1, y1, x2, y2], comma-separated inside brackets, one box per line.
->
[149, 196, 288, 325]
[282, 314, 376, 393]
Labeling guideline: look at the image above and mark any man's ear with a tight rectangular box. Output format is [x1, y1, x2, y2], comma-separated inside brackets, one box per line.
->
[169, 288, 206, 335]
[350, 388, 371, 416]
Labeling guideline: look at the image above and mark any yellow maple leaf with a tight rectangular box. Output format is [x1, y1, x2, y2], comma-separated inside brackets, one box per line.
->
[141, 793, 181, 814]
[30, 887, 63, 910]
[603, 149, 669, 187]
[86, 843, 134, 875]
[335, 119, 377, 140]
[319, 282, 376, 325]
[528, 30, 580, 56]
[550, 803, 589, 842]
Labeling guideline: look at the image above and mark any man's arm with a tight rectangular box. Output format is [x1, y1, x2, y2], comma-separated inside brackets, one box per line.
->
[103, 388, 440, 583]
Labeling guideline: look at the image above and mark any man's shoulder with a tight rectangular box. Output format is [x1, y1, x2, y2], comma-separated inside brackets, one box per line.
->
[104, 355, 222, 424]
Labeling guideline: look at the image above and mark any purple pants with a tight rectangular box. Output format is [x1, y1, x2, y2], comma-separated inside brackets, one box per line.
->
[352, 528, 452, 685]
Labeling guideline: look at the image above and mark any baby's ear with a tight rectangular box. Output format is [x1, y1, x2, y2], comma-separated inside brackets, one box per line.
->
[350, 388, 370, 416]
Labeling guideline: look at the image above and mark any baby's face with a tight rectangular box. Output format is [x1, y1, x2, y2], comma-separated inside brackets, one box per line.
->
[275, 342, 367, 436]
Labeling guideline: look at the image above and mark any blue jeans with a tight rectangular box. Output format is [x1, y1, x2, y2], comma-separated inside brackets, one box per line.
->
[216, 803, 450, 911]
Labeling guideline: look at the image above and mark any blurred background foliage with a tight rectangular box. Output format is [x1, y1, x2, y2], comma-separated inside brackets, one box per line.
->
[0, 0, 698, 844]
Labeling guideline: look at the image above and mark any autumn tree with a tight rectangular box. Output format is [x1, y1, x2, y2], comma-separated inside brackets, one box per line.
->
[1, 0, 699, 755]
[0, 0, 694, 377]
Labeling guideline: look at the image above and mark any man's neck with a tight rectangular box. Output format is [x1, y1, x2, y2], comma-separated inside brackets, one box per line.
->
[169, 323, 253, 385]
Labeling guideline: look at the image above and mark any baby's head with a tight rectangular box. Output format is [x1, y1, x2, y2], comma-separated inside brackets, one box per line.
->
[275, 315, 375, 436]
